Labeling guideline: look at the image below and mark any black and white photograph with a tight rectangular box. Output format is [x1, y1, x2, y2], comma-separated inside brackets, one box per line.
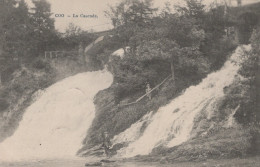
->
[0, 0, 259, 166]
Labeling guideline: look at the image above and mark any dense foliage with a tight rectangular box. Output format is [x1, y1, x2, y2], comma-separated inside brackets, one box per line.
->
[103, 0, 240, 103]
[0, 0, 56, 60]
[57, 23, 96, 51]
[0, 0, 94, 68]
[234, 28, 259, 126]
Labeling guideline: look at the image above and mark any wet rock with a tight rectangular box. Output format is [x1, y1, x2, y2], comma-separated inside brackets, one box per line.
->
[85, 162, 102, 166]
[100, 159, 116, 163]
[159, 157, 169, 164]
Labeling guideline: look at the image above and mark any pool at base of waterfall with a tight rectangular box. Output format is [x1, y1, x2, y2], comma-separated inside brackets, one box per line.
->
[0, 159, 167, 167]
[1, 156, 259, 167]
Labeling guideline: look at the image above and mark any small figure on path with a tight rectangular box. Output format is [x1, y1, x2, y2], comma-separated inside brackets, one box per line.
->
[237, 0, 242, 6]
[146, 82, 152, 100]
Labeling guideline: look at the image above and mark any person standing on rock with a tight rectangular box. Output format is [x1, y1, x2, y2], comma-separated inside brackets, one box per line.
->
[102, 131, 112, 157]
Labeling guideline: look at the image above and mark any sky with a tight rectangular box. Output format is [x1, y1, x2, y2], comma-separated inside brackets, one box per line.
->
[25, 0, 260, 32]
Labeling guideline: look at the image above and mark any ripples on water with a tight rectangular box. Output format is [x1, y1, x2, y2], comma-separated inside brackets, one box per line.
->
[0, 159, 169, 167]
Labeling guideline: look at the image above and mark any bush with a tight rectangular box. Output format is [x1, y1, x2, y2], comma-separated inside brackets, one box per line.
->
[31, 58, 52, 72]
[237, 12, 259, 44]
[109, 56, 170, 103]
[234, 28, 259, 126]
[0, 98, 9, 112]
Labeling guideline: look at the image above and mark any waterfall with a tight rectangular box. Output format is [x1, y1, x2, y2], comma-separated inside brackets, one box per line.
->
[114, 45, 251, 158]
[0, 70, 113, 162]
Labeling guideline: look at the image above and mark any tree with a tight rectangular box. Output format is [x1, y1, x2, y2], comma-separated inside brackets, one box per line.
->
[156, 0, 206, 48]
[228, 28, 259, 126]
[105, 0, 157, 28]
[11, 0, 31, 57]
[60, 23, 96, 52]
[107, 0, 207, 87]
[62, 23, 83, 49]
[31, 0, 55, 54]
[237, 0, 242, 7]
[0, 0, 17, 53]
[135, 36, 207, 85]
[160, 2, 172, 19]
[105, 0, 157, 52]
[0, 0, 31, 59]
[175, 0, 205, 21]
[136, 38, 179, 83]
[237, 12, 258, 44]
[31, 0, 54, 31]
[133, 0, 207, 84]
[64, 23, 83, 37]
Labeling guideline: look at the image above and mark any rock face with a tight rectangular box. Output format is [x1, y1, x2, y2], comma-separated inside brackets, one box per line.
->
[85, 162, 102, 166]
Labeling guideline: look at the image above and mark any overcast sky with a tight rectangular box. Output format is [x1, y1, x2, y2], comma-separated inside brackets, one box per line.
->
[25, 0, 260, 32]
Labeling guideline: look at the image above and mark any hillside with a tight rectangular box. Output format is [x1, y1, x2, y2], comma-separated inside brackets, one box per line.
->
[78, 0, 260, 162]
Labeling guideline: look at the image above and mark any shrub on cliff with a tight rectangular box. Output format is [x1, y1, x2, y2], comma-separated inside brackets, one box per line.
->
[218, 27, 259, 127]
[31, 58, 53, 73]
[234, 28, 259, 126]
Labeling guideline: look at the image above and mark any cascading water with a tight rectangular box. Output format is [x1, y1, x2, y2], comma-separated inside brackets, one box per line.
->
[114, 45, 251, 158]
[0, 70, 113, 162]
[112, 111, 154, 144]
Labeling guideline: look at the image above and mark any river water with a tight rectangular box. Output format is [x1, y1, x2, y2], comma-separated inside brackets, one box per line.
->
[0, 158, 173, 167]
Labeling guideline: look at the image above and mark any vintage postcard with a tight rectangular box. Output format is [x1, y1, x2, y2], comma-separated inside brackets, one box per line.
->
[0, 0, 259, 166]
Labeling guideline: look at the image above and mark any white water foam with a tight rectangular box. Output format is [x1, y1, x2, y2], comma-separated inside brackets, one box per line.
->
[115, 45, 251, 157]
[112, 111, 154, 145]
[0, 70, 113, 162]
